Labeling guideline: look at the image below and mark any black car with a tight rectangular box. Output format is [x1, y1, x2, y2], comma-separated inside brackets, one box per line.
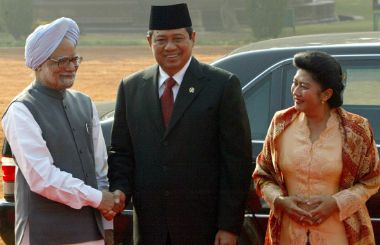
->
[1, 32, 380, 244]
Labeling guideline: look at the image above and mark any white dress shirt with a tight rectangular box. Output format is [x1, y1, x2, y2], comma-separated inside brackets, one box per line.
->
[2, 101, 113, 245]
[158, 57, 192, 101]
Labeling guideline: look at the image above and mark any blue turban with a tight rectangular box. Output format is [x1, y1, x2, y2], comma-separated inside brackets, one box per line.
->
[25, 17, 80, 70]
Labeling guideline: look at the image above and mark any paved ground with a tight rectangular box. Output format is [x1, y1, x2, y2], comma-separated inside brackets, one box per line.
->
[0, 45, 236, 141]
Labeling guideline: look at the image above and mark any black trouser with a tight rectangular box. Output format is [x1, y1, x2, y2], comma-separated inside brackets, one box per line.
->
[166, 233, 172, 245]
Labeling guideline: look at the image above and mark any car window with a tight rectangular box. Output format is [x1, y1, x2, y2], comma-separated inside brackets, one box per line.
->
[341, 63, 380, 143]
[283, 65, 297, 107]
[343, 67, 380, 106]
[243, 73, 272, 140]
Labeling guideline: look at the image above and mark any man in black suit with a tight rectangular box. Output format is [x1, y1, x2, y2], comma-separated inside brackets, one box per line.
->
[107, 3, 252, 245]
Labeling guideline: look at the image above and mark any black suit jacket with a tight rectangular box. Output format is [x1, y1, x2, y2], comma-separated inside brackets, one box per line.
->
[108, 58, 252, 245]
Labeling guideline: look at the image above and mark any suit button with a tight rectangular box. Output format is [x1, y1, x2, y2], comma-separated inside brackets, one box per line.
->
[79, 149, 83, 154]
[164, 191, 170, 197]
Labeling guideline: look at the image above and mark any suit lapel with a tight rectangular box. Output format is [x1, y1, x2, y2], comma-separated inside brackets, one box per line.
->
[164, 58, 205, 138]
[142, 65, 165, 134]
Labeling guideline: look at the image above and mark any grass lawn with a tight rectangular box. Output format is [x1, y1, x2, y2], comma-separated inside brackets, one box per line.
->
[0, 0, 377, 47]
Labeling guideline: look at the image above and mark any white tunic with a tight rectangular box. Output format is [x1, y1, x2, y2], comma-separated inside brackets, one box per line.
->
[2, 102, 113, 245]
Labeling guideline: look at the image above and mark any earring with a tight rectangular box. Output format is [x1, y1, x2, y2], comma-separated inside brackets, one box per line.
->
[321, 100, 325, 104]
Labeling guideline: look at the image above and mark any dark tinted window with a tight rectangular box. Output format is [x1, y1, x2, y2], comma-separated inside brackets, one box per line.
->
[283, 65, 297, 107]
[244, 73, 272, 140]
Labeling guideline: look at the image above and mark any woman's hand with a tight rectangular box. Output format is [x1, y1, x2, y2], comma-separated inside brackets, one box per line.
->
[306, 195, 338, 225]
[274, 196, 313, 225]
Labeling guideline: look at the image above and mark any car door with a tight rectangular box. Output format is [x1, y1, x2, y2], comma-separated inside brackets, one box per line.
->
[242, 59, 292, 161]
[240, 60, 292, 245]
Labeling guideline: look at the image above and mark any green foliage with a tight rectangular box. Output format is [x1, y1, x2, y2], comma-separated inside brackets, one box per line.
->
[0, 0, 33, 40]
[247, 0, 288, 40]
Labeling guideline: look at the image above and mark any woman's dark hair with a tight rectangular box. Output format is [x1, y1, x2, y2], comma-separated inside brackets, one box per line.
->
[293, 51, 345, 108]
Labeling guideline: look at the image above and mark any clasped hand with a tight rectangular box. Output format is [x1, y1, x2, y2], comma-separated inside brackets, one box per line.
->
[274, 195, 338, 226]
[97, 190, 126, 220]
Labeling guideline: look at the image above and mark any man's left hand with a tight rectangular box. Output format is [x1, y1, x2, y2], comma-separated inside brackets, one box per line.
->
[214, 230, 237, 245]
[112, 189, 126, 213]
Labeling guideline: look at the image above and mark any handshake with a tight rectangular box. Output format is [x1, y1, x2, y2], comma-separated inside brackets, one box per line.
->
[97, 190, 126, 221]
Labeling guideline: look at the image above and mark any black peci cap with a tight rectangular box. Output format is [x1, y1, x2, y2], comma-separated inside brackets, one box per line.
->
[149, 3, 192, 30]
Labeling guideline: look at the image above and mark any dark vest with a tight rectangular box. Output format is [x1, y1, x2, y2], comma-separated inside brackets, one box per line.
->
[10, 82, 103, 245]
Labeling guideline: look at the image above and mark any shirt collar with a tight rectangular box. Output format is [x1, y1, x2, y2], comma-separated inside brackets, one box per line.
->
[158, 57, 192, 88]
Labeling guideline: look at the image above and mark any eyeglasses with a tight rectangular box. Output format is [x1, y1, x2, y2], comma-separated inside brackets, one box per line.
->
[48, 56, 83, 68]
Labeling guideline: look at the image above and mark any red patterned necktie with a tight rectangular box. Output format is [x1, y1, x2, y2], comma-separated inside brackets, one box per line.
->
[161, 77, 176, 127]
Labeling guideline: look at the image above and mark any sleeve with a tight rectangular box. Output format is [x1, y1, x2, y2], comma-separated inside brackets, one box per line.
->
[333, 137, 380, 221]
[253, 113, 285, 216]
[217, 74, 253, 235]
[91, 102, 113, 229]
[1, 102, 102, 209]
[107, 81, 134, 202]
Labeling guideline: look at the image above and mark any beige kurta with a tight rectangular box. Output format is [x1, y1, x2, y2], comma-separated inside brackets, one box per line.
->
[278, 111, 349, 244]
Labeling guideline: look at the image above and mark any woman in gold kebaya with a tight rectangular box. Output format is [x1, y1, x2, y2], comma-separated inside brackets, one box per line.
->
[253, 51, 380, 245]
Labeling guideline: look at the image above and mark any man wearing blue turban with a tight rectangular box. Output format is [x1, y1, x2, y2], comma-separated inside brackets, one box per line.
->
[2, 17, 115, 245]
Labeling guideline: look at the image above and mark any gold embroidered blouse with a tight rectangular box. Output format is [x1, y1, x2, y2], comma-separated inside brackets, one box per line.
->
[253, 107, 380, 245]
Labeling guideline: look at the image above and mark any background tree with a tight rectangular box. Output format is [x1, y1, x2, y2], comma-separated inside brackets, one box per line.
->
[247, 0, 288, 40]
[0, 0, 33, 40]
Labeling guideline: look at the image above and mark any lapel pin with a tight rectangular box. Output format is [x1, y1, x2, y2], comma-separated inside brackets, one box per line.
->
[189, 87, 195, 93]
